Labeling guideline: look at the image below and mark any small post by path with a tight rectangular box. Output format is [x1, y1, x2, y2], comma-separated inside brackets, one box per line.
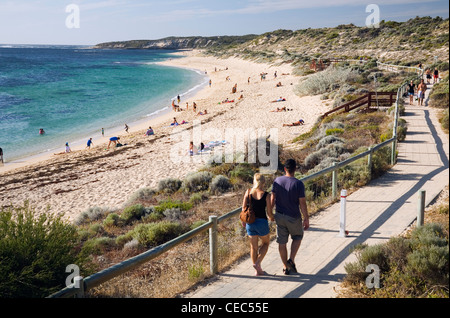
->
[339, 189, 348, 237]
[417, 190, 426, 227]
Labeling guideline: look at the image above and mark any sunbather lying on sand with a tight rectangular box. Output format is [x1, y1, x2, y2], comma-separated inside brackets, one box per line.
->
[270, 106, 292, 112]
[283, 119, 305, 126]
[271, 97, 286, 103]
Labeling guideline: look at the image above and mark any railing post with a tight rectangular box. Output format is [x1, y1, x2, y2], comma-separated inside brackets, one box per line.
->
[417, 190, 426, 227]
[332, 162, 338, 199]
[74, 276, 85, 298]
[209, 215, 218, 275]
[367, 147, 373, 179]
[338, 189, 348, 237]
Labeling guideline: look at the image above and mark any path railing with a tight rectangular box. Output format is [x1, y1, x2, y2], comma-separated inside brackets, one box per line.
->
[47, 62, 424, 298]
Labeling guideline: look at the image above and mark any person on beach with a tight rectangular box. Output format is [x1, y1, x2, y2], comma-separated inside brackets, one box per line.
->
[407, 80, 416, 105]
[171, 117, 179, 126]
[124, 124, 129, 133]
[189, 141, 198, 156]
[39, 128, 45, 135]
[283, 119, 304, 126]
[146, 127, 154, 136]
[54, 143, 71, 155]
[0, 147, 3, 164]
[417, 79, 427, 106]
[271, 97, 286, 103]
[86, 138, 94, 149]
[242, 173, 274, 276]
[193, 102, 197, 113]
[271, 159, 309, 275]
[102, 128, 104, 137]
[107, 137, 120, 149]
[177, 94, 181, 104]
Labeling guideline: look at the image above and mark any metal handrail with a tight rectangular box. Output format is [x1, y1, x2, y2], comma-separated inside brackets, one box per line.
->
[47, 62, 425, 298]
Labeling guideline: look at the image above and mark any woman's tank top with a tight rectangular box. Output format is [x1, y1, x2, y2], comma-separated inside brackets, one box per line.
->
[250, 191, 268, 219]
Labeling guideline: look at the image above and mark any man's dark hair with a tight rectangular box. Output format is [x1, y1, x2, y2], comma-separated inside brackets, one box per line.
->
[284, 159, 296, 174]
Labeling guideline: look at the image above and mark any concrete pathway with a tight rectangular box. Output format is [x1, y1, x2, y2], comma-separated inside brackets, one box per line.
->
[183, 84, 449, 298]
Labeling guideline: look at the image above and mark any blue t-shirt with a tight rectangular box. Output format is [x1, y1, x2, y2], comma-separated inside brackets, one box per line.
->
[272, 176, 305, 218]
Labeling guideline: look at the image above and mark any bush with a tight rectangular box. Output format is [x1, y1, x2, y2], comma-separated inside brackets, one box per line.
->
[75, 206, 111, 226]
[125, 187, 155, 205]
[121, 204, 145, 224]
[130, 221, 184, 247]
[296, 67, 358, 96]
[154, 200, 193, 214]
[182, 171, 213, 193]
[0, 202, 92, 298]
[81, 237, 117, 256]
[229, 163, 254, 183]
[103, 213, 122, 228]
[157, 178, 182, 193]
[210, 175, 232, 194]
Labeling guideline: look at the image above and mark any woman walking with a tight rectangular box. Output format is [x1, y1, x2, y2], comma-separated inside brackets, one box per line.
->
[241, 173, 274, 276]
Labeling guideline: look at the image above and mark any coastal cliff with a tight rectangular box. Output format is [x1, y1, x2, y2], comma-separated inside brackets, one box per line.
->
[93, 35, 258, 50]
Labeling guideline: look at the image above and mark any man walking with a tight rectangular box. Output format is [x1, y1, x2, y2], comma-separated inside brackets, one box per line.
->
[271, 159, 309, 275]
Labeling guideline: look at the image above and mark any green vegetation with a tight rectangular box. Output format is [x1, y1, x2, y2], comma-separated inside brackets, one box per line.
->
[341, 211, 449, 298]
[0, 202, 94, 297]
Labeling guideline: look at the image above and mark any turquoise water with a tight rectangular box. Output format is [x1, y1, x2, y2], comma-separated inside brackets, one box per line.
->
[0, 46, 207, 162]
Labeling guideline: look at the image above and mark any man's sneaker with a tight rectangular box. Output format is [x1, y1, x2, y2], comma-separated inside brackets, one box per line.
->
[287, 259, 297, 273]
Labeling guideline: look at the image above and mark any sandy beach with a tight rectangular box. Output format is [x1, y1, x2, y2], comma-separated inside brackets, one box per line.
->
[0, 50, 330, 221]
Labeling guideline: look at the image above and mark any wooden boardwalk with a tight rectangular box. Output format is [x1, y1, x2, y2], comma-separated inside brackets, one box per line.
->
[182, 83, 449, 299]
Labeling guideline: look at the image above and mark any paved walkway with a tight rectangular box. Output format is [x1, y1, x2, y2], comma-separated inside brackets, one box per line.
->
[184, 85, 449, 298]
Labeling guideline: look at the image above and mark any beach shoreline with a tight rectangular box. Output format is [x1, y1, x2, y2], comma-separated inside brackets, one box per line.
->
[0, 49, 330, 221]
[0, 55, 209, 173]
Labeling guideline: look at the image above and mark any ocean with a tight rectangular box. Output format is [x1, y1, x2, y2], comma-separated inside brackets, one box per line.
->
[0, 45, 207, 163]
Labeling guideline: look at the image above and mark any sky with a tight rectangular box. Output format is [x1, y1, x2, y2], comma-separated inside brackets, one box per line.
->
[0, 0, 449, 45]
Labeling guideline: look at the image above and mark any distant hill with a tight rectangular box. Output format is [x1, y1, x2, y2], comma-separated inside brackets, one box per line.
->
[93, 35, 258, 50]
[94, 16, 449, 65]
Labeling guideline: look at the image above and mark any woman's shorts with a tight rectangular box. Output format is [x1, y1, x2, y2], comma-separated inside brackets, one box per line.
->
[246, 218, 270, 237]
[274, 213, 304, 244]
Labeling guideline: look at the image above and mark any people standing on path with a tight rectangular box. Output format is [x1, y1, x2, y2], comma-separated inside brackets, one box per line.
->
[418, 79, 427, 106]
[433, 68, 439, 84]
[271, 159, 309, 275]
[242, 173, 274, 276]
[407, 80, 416, 105]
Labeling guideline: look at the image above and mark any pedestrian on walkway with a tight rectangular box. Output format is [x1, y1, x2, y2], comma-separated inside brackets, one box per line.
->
[418, 79, 427, 106]
[271, 159, 309, 275]
[241, 173, 274, 276]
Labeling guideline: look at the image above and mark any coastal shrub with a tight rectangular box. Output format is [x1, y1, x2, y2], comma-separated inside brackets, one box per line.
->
[154, 200, 193, 214]
[316, 135, 345, 150]
[0, 202, 92, 298]
[343, 222, 449, 297]
[210, 175, 233, 194]
[157, 178, 182, 194]
[130, 221, 184, 247]
[182, 171, 213, 193]
[325, 128, 344, 136]
[81, 237, 117, 256]
[163, 208, 183, 221]
[439, 108, 449, 132]
[121, 204, 145, 224]
[189, 192, 209, 205]
[103, 213, 122, 228]
[229, 163, 254, 183]
[429, 75, 449, 108]
[75, 206, 112, 226]
[126, 187, 155, 205]
[295, 67, 358, 96]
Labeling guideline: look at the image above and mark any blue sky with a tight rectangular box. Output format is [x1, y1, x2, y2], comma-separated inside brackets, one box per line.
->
[0, 0, 448, 45]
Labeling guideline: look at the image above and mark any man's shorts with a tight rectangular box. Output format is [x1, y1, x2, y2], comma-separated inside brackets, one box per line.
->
[274, 212, 304, 244]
